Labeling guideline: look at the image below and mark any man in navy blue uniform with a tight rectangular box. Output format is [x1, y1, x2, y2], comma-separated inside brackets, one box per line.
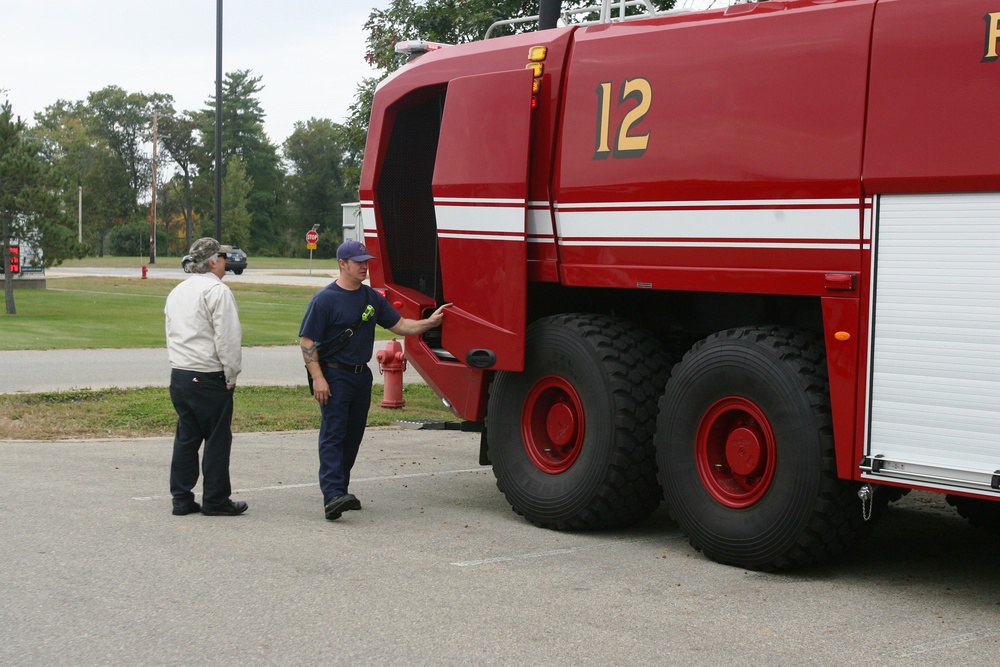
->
[299, 240, 449, 521]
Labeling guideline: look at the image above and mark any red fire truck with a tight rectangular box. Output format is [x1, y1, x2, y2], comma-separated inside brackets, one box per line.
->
[359, 0, 1000, 569]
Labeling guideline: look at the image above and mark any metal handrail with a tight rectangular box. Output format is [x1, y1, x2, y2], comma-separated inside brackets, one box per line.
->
[485, 0, 682, 39]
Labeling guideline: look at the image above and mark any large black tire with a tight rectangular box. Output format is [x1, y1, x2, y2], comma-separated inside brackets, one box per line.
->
[656, 326, 870, 570]
[946, 495, 1000, 535]
[486, 314, 670, 530]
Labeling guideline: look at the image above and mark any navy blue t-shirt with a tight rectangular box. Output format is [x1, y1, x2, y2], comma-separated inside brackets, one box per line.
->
[299, 284, 401, 366]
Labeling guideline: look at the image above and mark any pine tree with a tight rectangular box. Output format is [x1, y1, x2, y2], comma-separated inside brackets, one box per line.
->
[0, 102, 77, 315]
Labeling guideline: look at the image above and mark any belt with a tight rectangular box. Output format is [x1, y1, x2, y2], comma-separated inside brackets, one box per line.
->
[325, 361, 368, 374]
[173, 369, 225, 379]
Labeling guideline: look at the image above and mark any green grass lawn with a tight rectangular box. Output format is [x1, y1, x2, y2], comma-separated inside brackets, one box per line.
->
[0, 384, 455, 440]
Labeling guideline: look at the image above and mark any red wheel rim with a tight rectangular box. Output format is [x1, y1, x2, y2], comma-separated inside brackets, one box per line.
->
[695, 397, 776, 508]
[521, 375, 585, 474]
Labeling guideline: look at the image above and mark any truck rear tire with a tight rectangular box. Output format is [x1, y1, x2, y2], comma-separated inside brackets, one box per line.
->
[656, 326, 869, 570]
[486, 313, 669, 530]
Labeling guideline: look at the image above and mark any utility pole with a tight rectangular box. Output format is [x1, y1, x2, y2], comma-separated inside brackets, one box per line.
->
[214, 0, 223, 241]
[150, 110, 158, 264]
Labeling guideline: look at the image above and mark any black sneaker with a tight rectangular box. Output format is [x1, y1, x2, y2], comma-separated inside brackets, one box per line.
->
[201, 500, 248, 516]
[172, 502, 201, 516]
[324, 493, 362, 521]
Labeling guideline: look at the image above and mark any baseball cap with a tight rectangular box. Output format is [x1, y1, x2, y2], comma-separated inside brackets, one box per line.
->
[188, 238, 233, 263]
[337, 240, 377, 262]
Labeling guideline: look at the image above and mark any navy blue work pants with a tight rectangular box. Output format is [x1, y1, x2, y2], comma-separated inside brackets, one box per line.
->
[169, 369, 234, 509]
[318, 367, 373, 503]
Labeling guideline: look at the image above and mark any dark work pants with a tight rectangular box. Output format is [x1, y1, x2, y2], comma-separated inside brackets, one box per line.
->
[169, 369, 234, 510]
[318, 367, 373, 503]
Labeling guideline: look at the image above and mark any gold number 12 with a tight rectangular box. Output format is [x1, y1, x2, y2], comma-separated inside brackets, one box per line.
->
[594, 78, 652, 160]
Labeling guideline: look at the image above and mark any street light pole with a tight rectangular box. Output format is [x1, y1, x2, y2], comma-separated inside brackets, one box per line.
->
[77, 179, 82, 243]
[150, 110, 157, 264]
[214, 0, 223, 241]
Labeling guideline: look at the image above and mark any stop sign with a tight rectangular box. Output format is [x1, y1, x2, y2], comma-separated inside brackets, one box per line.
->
[305, 230, 319, 244]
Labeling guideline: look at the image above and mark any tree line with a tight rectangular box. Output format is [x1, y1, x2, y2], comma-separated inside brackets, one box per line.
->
[29, 70, 364, 261]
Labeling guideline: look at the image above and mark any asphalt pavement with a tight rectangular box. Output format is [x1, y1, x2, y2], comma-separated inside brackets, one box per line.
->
[2, 430, 999, 666]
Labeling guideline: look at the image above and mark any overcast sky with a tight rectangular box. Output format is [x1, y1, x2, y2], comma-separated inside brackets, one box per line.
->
[0, 0, 724, 147]
[0, 0, 390, 145]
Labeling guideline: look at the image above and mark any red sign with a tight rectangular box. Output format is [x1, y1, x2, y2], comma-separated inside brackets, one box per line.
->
[6, 245, 19, 274]
[305, 230, 319, 244]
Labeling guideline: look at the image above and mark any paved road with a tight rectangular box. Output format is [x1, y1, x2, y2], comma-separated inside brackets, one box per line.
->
[46, 264, 341, 287]
[2, 430, 999, 666]
[0, 345, 425, 393]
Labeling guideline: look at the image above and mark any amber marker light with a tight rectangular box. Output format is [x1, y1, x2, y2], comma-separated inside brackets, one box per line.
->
[528, 46, 547, 61]
[834, 331, 851, 341]
[526, 57, 545, 107]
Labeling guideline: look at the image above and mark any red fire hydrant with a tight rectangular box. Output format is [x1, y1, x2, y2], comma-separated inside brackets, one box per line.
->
[376, 339, 407, 408]
[141, 264, 148, 279]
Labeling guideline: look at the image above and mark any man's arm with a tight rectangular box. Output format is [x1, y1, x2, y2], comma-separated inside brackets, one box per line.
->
[300, 336, 331, 405]
[211, 287, 243, 388]
[388, 303, 450, 337]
